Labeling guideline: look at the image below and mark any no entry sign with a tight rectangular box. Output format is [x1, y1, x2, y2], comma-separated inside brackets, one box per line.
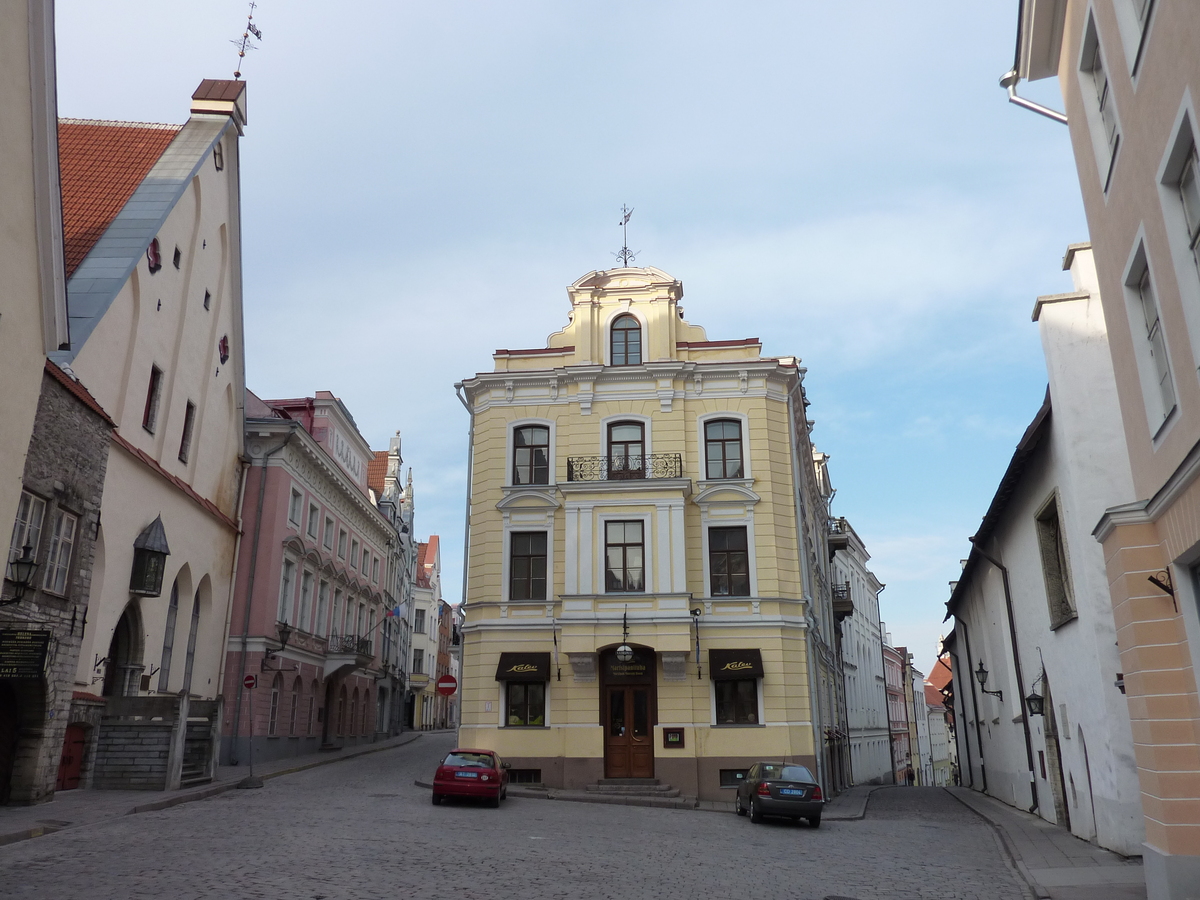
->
[436, 674, 458, 696]
[243, 674, 258, 690]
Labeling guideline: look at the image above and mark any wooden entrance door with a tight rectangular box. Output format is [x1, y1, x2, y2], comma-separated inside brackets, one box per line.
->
[605, 686, 654, 778]
[56, 724, 87, 791]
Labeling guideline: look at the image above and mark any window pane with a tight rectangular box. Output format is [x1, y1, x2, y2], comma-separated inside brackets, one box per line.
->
[633, 689, 648, 737]
[1181, 153, 1200, 238]
[610, 689, 625, 736]
[626, 521, 643, 542]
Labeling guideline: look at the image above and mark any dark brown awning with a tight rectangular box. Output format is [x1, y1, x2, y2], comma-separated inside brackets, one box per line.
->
[709, 648, 764, 680]
[495, 652, 551, 682]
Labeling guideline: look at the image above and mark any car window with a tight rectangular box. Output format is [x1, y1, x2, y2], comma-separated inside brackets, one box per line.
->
[444, 752, 494, 768]
[760, 764, 783, 780]
[781, 765, 814, 783]
[747, 764, 758, 780]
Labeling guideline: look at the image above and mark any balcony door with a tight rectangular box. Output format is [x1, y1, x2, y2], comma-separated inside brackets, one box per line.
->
[607, 422, 644, 479]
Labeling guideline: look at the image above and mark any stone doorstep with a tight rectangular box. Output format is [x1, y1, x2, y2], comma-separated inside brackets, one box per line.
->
[0, 732, 424, 849]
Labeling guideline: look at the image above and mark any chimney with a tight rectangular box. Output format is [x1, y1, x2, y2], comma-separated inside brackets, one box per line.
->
[191, 79, 248, 132]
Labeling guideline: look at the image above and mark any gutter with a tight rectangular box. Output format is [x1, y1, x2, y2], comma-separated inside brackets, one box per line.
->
[229, 426, 296, 764]
[1000, 1, 1067, 124]
[969, 539, 1038, 814]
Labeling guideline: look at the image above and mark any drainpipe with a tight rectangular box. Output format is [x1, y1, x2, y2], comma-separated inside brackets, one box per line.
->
[999, 2, 1066, 125]
[215, 456, 250, 736]
[945, 648, 974, 789]
[229, 427, 296, 764]
[955, 618, 988, 795]
[454, 383, 474, 749]
[970, 539, 1037, 813]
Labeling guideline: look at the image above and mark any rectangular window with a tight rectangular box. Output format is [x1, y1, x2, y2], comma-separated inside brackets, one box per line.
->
[715, 679, 759, 725]
[288, 488, 303, 526]
[316, 580, 329, 637]
[332, 589, 343, 636]
[719, 768, 749, 789]
[1092, 49, 1119, 165]
[1036, 496, 1077, 627]
[337, 529, 348, 559]
[709, 527, 750, 597]
[1137, 266, 1176, 420]
[306, 503, 320, 539]
[178, 401, 196, 463]
[512, 426, 550, 485]
[298, 570, 314, 632]
[1179, 145, 1200, 274]
[414, 608, 426, 635]
[506, 682, 546, 726]
[361, 547, 370, 573]
[604, 521, 644, 592]
[350, 539, 359, 569]
[278, 559, 296, 623]
[509, 532, 547, 600]
[413, 647, 424, 675]
[42, 510, 78, 595]
[142, 365, 164, 433]
[8, 491, 47, 564]
[371, 557, 379, 583]
[323, 516, 334, 549]
[705, 420, 744, 479]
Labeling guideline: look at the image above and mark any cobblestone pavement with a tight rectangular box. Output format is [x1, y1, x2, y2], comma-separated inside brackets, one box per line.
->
[2, 733, 1029, 900]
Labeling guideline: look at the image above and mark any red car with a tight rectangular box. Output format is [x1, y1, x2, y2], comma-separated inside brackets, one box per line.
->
[432, 748, 509, 807]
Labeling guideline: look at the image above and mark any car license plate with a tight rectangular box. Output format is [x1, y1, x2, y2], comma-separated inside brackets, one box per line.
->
[779, 788, 805, 796]
[455, 771, 478, 778]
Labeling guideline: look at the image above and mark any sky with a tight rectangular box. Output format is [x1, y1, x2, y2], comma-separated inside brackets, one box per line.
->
[55, 1, 1089, 675]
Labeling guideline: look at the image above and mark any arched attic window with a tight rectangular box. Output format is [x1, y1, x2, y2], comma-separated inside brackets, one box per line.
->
[611, 315, 641, 365]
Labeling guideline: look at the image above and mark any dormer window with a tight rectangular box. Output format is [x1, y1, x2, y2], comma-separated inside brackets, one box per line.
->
[611, 315, 641, 365]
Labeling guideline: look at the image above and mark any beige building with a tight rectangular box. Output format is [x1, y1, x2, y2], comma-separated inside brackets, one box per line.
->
[1008, 1, 1200, 894]
[0, 0, 68, 551]
[456, 266, 844, 802]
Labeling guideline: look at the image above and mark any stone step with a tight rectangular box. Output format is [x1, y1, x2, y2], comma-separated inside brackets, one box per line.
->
[596, 778, 660, 785]
[586, 782, 680, 797]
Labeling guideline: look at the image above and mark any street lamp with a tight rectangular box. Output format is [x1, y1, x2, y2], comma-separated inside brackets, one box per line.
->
[2, 545, 39, 606]
[975, 660, 1004, 701]
[1025, 667, 1046, 717]
[615, 608, 634, 662]
[261, 621, 297, 672]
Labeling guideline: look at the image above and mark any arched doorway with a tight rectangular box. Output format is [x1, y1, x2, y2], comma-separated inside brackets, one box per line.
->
[0, 683, 22, 804]
[599, 646, 656, 779]
[103, 604, 144, 697]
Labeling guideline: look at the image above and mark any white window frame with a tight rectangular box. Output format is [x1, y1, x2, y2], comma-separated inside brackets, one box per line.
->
[502, 527, 552, 603]
[9, 491, 47, 564]
[1111, 0, 1156, 78]
[288, 487, 303, 526]
[1122, 233, 1178, 438]
[597, 512, 652, 595]
[505, 418, 557, 488]
[316, 580, 330, 637]
[278, 558, 298, 623]
[41, 508, 78, 595]
[702, 521, 759, 600]
[709, 675, 766, 727]
[597, 412, 653, 459]
[602, 306, 648, 367]
[306, 502, 320, 539]
[1078, 14, 1121, 193]
[1156, 94, 1200, 381]
[323, 516, 334, 549]
[298, 569, 314, 632]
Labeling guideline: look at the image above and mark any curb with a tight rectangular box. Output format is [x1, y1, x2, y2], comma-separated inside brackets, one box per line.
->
[824, 784, 889, 821]
[414, 780, 697, 810]
[0, 732, 425, 849]
[944, 788, 1043, 900]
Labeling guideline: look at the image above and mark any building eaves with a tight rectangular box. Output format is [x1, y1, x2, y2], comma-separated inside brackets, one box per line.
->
[944, 388, 1052, 621]
[53, 114, 236, 365]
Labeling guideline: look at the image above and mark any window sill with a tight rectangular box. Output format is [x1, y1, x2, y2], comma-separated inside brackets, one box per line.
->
[712, 723, 765, 728]
[1049, 611, 1078, 632]
[503, 725, 548, 729]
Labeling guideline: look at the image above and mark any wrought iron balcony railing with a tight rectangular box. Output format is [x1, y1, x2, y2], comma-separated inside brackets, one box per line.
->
[565, 453, 683, 482]
[327, 634, 373, 656]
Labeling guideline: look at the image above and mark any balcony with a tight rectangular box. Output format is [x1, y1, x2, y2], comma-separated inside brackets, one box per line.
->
[832, 581, 854, 621]
[323, 634, 374, 679]
[566, 454, 683, 482]
[828, 517, 849, 559]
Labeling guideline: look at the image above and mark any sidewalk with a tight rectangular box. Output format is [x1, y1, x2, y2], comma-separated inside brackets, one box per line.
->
[0, 731, 426, 849]
[948, 786, 1146, 900]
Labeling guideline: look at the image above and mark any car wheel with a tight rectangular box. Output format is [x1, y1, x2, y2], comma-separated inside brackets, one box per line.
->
[488, 795, 501, 809]
[501, 787, 507, 800]
[808, 814, 821, 828]
[749, 798, 763, 824]
[735, 796, 746, 817]
[431, 793, 441, 806]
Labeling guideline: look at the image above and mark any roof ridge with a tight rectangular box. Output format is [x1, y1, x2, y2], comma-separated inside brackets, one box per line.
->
[59, 117, 181, 130]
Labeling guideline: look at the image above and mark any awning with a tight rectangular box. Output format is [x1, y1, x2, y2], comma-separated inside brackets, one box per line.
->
[495, 652, 551, 682]
[709, 648, 764, 680]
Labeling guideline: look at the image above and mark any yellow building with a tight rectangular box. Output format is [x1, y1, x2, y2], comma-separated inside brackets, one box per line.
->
[456, 266, 847, 802]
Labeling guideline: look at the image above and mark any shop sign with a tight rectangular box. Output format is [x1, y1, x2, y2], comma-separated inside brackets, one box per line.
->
[603, 647, 654, 683]
[0, 629, 51, 680]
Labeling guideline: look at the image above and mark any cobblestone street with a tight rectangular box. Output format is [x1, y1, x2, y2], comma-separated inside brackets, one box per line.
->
[2, 734, 1028, 900]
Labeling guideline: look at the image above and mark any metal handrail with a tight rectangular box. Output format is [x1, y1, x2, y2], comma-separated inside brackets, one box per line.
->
[565, 453, 683, 481]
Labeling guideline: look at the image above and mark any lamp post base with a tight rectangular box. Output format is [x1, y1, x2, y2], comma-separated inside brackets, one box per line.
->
[236, 775, 264, 789]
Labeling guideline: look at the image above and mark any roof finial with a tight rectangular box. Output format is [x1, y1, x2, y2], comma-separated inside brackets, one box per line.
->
[614, 204, 637, 267]
[232, 1, 263, 80]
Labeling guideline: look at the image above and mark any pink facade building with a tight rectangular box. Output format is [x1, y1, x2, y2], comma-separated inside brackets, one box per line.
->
[221, 391, 400, 765]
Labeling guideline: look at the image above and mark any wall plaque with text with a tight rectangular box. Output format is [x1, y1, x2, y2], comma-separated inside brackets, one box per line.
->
[0, 629, 51, 680]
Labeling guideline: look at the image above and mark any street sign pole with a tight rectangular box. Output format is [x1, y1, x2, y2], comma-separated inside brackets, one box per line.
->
[237, 673, 263, 789]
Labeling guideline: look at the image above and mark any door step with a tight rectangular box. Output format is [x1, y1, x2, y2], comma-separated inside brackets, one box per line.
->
[587, 781, 680, 797]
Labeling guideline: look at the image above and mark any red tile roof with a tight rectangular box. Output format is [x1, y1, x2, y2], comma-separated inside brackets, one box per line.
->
[58, 119, 181, 277]
[367, 450, 388, 496]
[924, 683, 945, 709]
[44, 360, 114, 427]
[928, 657, 953, 692]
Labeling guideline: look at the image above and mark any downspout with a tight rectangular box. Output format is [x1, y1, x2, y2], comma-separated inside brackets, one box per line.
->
[786, 378, 825, 792]
[956, 618, 988, 795]
[970, 540, 1037, 813]
[229, 427, 296, 764]
[999, 1, 1067, 124]
[879, 635, 897, 784]
[216, 456, 251, 732]
[945, 648, 974, 789]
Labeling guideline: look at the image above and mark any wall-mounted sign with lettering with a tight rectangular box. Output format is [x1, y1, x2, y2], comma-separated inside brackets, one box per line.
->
[603, 647, 655, 683]
[0, 629, 51, 680]
[708, 648, 765, 681]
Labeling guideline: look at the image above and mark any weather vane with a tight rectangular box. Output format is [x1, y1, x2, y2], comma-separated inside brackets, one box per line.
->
[614, 205, 638, 267]
[232, 1, 263, 80]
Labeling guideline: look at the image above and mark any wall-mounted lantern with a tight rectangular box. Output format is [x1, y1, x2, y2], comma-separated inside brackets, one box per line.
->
[1024, 666, 1046, 717]
[974, 660, 1004, 702]
[129, 515, 170, 596]
[2, 545, 40, 606]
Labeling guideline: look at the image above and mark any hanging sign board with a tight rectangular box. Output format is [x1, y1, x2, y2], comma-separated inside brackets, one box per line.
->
[0, 630, 51, 680]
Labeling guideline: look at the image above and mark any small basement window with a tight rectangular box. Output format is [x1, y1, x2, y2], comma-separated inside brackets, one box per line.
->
[507, 769, 542, 785]
[719, 769, 748, 789]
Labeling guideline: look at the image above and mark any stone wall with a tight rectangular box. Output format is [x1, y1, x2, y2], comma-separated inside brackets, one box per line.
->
[91, 721, 173, 790]
[0, 365, 111, 804]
